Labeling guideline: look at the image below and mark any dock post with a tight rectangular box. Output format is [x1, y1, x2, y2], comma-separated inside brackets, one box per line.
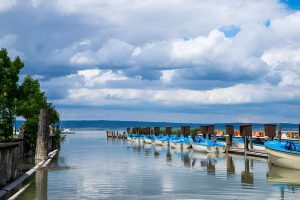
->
[277, 124, 281, 142]
[201, 126, 207, 139]
[240, 124, 252, 154]
[35, 108, 50, 162]
[208, 125, 214, 140]
[265, 124, 276, 141]
[166, 126, 171, 137]
[226, 125, 234, 152]
[185, 126, 190, 138]
[181, 126, 185, 137]
[154, 127, 160, 136]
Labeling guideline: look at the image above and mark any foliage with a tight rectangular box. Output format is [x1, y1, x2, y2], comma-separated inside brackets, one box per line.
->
[17, 76, 47, 119]
[0, 48, 24, 141]
[23, 117, 39, 150]
[0, 48, 61, 151]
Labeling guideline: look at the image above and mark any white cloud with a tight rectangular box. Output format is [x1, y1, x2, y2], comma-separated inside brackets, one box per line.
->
[70, 39, 134, 66]
[57, 81, 300, 106]
[76, 69, 128, 87]
[161, 70, 177, 83]
[171, 30, 230, 63]
[31, 0, 44, 8]
[0, 0, 17, 12]
[2, 0, 300, 122]
[261, 45, 300, 71]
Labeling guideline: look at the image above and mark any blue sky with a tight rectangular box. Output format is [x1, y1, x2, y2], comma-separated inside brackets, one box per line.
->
[1, 0, 300, 123]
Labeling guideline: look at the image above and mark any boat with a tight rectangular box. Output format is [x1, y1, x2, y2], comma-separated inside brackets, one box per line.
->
[127, 135, 132, 141]
[181, 138, 193, 149]
[215, 141, 226, 153]
[144, 135, 154, 144]
[265, 140, 300, 170]
[192, 136, 225, 153]
[253, 143, 265, 151]
[154, 135, 164, 146]
[169, 136, 192, 149]
[232, 137, 244, 148]
[169, 139, 182, 149]
[192, 140, 217, 153]
[60, 111, 75, 134]
[61, 128, 75, 134]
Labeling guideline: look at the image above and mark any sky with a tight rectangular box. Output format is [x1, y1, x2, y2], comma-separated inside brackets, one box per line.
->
[1, 0, 300, 123]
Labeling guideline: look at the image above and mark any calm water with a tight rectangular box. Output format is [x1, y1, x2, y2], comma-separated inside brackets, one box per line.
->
[16, 131, 300, 199]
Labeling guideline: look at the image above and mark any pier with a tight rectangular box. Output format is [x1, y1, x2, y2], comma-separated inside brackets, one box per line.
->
[107, 123, 300, 159]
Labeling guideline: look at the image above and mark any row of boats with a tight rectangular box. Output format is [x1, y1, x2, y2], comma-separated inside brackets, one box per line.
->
[128, 134, 226, 153]
[127, 133, 300, 170]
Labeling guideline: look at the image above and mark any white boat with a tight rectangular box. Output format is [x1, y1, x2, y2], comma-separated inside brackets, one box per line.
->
[265, 140, 300, 170]
[232, 138, 244, 148]
[144, 138, 153, 144]
[62, 128, 75, 134]
[192, 142, 216, 153]
[182, 142, 192, 149]
[154, 139, 164, 146]
[253, 144, 265, 151]
[170, 141, 181, 149]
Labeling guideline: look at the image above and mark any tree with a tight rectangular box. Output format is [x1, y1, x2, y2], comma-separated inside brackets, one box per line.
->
[17, 76, 48, 149]
[0, 48, 24, 141]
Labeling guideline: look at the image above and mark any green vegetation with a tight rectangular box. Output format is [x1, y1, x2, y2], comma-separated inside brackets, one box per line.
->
[0, 48, 60, 150]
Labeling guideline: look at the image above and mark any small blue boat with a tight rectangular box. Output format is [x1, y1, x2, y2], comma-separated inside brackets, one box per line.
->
[265, 140, 300, 170]
[192, 136, 225, 153]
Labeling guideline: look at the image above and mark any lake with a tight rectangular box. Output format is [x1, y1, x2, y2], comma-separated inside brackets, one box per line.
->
[16, 131, 300, 199]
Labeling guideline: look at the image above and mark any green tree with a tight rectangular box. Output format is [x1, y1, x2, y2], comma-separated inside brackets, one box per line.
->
[17, 76, 48, 149]
[0, 48, 24, 141]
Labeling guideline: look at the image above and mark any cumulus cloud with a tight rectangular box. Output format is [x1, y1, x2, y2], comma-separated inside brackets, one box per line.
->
[57, 82, 300, 107]
[1, 0, 300, 122]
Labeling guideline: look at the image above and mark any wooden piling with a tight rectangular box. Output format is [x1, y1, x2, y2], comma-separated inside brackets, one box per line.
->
[35, 108, 50, 161]
[278, 124, 282, 141]
[226, 125, 234, 151]
[201, 126, 208, 139]
[184, 126, 190, 138]
[264, 124, 276, 140]
[240, 124, 252, 152]
[207, 125, 214, 140]
[166, 126, 172, 137]
[154, 127, 160, 136]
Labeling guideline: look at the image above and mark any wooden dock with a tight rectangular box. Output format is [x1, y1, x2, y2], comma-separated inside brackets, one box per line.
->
[106, 131, 127, 139]
[228, 147, 268, 158]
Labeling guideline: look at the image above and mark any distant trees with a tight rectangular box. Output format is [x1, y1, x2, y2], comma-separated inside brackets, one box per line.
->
[0, 48, 60, 150]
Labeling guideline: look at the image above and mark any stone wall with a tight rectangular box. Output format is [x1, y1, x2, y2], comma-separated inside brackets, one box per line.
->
[0, 141, 24, 187]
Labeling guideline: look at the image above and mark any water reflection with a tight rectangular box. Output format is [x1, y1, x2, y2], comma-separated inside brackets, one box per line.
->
[241, 158, 254, 187]
[267, 165, 300, 185]
[226, 155, 235, 176]
[166, 149, 172, 163]
[181, 152, 191, 168]
[16, 132, 300, 200]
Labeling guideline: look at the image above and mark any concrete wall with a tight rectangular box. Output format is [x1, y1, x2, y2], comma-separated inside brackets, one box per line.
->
[0, 141, 24, 187]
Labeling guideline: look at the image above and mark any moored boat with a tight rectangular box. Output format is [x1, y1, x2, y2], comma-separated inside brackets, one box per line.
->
[265, 140, 300, 170]
[192, 139, 217, 153]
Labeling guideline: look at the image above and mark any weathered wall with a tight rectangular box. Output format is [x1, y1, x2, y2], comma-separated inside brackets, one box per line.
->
[0, 141, 24, 187]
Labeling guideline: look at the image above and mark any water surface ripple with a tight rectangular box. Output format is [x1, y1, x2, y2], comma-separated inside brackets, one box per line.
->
[17, 131, 300, 199]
